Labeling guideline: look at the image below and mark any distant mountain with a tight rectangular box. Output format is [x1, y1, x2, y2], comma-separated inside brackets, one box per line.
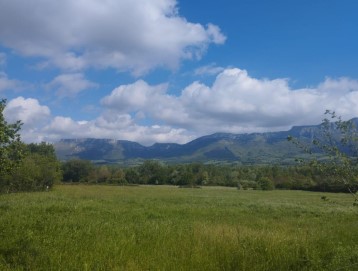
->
[54, 119, 358, 165]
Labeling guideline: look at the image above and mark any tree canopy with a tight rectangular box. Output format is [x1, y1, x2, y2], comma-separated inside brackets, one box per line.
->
[0, 100, 61, 193]
[0, 99, 23, 181]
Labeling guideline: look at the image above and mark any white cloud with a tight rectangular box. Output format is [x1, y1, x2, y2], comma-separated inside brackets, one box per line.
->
[0, 72, 28, 92]
[44, 116, 83, 136]
[42, 114, 192, 146]
[190, 70, 358, 130]
[101, 80, 170, 112]
[4, 96, 50, 125]
[95, 111, 134, 130]
[206, 24, 227, 44]
[6, 68, 358, 145]
[194, 63, 225, 76]
[46, 73, 98, 97]
[101, 80, 190, 127]
[100, 68, 358, 137]
[0, 52, 6, 67]
[4, 97, 51, 142]
[0, 0, 226, 74]
[4, 96, 192, 145]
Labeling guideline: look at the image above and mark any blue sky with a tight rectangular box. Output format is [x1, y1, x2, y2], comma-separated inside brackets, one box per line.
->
[1, 0, 358, 145]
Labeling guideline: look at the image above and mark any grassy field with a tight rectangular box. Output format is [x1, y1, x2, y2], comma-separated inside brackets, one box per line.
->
[0, 185, 357, 271]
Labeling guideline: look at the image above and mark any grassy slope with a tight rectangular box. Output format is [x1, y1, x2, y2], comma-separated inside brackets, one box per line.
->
[0, 185, 357, 270]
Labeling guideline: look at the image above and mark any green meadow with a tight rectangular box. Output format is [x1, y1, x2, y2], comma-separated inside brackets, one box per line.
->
[0, 185, 357, 271]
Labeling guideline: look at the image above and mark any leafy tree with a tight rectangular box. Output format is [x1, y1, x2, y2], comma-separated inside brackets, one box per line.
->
[109, 168, 127, 185]
[0, 100, 23, 177]
[177, 168, 195, 186]
[96, 165, 111, 183]
[11, 151, 61, 192]
[125, 168, 140, 184]
[198, 170, 209, 185]
[0, 99, 24, 192]
[26, 143, 61, 188]
[0, 101, 61, 193]
[138, 160, 167, 184]
[27, 142, 57, 157]
[257, 177, 274, 190]
[62, 159, 94, 182]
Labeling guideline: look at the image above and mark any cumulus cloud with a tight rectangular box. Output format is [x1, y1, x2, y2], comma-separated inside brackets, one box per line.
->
[4, 97, 51, 142]
[4, 96, 50, 125]
[0, 0, 226, 74]
[194, 63, 225, 76]
[4, 96, 192, 145]
[0, 72, 28, 92]
[100, 68, 358, 137]
[206, 24, 227, 44]
[6, 68, 358, 145]
[101, 80, 190, 127]
[102, 80, 168, 112]
[43, 114, 192, 145]
[0, 52, 6, 67]
[46, 73, 98, 97]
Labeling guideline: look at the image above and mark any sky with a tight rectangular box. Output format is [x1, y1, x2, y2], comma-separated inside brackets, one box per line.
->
[1, 0, 358, 145]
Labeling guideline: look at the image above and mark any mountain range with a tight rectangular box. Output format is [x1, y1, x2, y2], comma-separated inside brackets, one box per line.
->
[54, 119, 358, 165]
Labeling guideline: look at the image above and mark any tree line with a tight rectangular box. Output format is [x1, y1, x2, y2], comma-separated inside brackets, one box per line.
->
[1, 99, 358, 194]
[60, 159, 358, 193]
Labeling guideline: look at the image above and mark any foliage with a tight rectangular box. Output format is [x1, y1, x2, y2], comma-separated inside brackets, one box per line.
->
[0, 99, 23, 185]
[2, 142, 62, 193]
[257, 176, 275, 190]
[59, 158, 358, 194]
[1, 101, 61, 193]
[62, 159, 94, 182]
[124, 168, 139, 184]
[138, 160, 167, 184]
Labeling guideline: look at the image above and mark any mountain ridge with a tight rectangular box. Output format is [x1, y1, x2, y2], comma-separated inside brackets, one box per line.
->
[54, 119, 358, 165]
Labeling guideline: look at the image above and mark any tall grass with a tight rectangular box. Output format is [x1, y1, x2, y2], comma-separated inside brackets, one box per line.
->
[0, 185, 357, 270]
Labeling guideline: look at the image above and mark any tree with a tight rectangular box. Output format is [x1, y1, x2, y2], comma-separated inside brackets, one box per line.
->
[0, 99, 23, 175]
[0, 99, 24, 192]
[125, 168, 139, 184]
[96, 165, 111, 183]
[138, 160, 167, 184]
[2, 142, 62, 193]
[25, 143, 62, 189]
[110, 168, 127, 185]
[257, 177, 274, 190]
[11, 152, 62, 192]
[288, 111, 358, 201]
[62, 159, 94, 182]
[0, 100, 62, 193]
